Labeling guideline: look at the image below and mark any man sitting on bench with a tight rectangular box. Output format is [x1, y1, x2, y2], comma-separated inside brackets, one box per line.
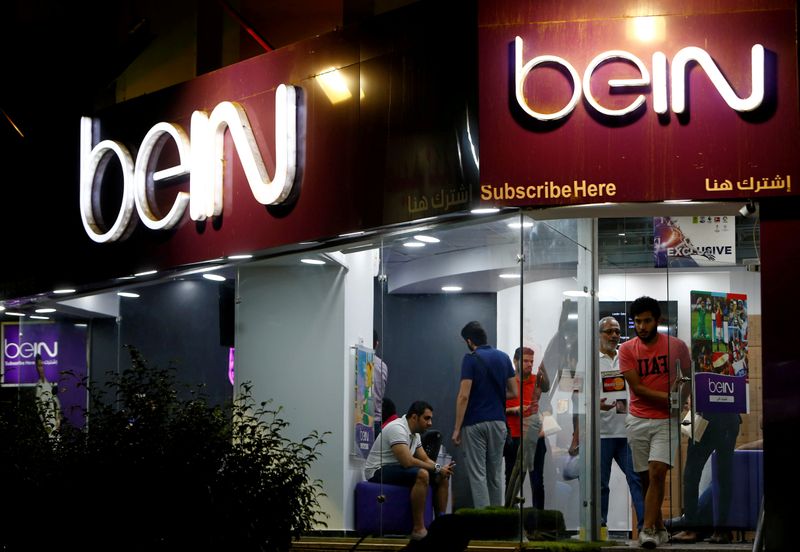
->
[364, 400, 455, 540]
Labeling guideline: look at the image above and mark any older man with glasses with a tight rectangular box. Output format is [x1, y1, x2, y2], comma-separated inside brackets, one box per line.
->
[598, 317, 645, 535]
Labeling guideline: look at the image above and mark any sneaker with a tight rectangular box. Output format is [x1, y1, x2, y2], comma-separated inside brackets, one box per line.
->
[639, 527, 658, 549]
[656, 528, 670, 545]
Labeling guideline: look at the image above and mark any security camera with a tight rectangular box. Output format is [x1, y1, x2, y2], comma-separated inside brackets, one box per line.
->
[738, 201, 756, 217]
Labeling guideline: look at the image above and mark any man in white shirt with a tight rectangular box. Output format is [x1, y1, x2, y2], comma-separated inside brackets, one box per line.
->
[364, 401, 455, 540]
[598, 317, 644, 532]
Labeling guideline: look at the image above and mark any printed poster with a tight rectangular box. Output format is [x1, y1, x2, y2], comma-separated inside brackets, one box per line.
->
[353, 344, 375, 459]
[2, 321, 89, 428]
[654, 216, 735, 268]
[690, 291, 749, 413]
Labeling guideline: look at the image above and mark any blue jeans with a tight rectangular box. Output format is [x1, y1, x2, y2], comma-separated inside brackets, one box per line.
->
[600, 437, 644, 529]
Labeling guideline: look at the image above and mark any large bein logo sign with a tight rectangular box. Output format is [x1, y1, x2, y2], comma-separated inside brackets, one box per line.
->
[514, 37, 766, 121]
[80, 84, 299, 243]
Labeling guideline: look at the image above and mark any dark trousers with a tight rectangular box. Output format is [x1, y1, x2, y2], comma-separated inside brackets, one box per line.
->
[504, 435, 547, 508]
[682, 414, 740, 527]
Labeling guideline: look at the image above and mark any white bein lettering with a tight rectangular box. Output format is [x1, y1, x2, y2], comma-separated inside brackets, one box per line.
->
[80, 84, 299, 242]
[514, 36, 766, 121]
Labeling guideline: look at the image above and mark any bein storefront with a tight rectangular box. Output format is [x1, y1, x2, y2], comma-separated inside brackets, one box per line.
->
[1, 0, 796, 548]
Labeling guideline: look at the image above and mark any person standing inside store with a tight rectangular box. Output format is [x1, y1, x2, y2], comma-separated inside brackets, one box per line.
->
[372, 330, 389, 435]
[504, 346, 550, 508]
[619, 297, 691, 549]
[452, 321, 517, 508]
[34, 353, 61, 436]
[597, 316, 645, 532]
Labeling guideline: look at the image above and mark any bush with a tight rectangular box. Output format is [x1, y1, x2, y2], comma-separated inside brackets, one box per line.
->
[0, 348, 327, 551]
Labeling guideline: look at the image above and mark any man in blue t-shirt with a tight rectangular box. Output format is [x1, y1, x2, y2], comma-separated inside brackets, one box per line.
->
[452, 321, 517, 508]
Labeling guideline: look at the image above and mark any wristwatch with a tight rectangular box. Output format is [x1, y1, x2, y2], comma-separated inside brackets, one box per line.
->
[434, 463, 442, 474]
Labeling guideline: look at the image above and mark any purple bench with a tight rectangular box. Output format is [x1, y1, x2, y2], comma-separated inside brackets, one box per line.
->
[354, 480, 433, 536]
[711, 449, 762, 529]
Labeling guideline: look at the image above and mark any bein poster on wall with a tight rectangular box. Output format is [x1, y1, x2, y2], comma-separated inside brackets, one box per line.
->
[353, 344, 375, 459]
[1, 321, 89, 428]
[690, 291, 749, 413]
[654, 216, 736, 268]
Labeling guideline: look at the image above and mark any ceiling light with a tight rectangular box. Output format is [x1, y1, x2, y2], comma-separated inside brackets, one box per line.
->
[53, 288, 76, 295]
[618, 232, 626, 236]
[134, 270, 157, 277]
[30, 315, 50, 320]
[414, 235, 440, 243]
[5, 312, 25, 317]
[227, 254, 253, 260]
[507, 221, 533, 229]
[74, 323, 88, 328]
[499, 273, 521, 279]
[403, 242, 425, 248]
[203, 273, 226, 282]
[471, 208, 500, 214]
[0, 305, 5, 312]
[442, 286, 463, 292]
[563, 290, 589, 297]
[116, 275, 136, 280]
[339, 231, 366, 238]
[35, 308, 56, 313]
[300, 258, 325, 265]
[117, 292, 140, 298]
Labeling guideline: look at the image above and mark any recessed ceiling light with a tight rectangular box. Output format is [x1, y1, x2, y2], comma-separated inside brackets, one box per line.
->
[499, 273, 521, 279]
[563, 290, 589, 297]
[5, 312, 25, 317]
[507, 221, 533, 229]
[471, 208, 500, 214]
[300, 258, 325, 265]
[414, 235, 440, 243]
[116, 275, 136, 280]
[203, 273, 226, 282]
[35, 308, 56, 313]
[442, 286, 463, 292]
[227, 254, 253, 260]
[30, 315, 50, 320]
[74, 323, 88, 328]
[53, 288, 76, 295]
[134, 270, 157, 277]
[117, 292, 140, 298]
[403, 242, 425, 248]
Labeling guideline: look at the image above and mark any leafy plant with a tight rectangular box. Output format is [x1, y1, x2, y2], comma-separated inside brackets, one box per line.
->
[0, 348, 327, 551]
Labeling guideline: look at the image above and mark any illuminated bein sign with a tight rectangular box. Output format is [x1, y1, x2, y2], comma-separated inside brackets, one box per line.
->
[79, 84, 298, 243]
[514, 36, 765, 121]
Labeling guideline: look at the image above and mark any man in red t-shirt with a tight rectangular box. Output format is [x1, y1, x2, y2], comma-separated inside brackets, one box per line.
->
[619, 297, 690, 549]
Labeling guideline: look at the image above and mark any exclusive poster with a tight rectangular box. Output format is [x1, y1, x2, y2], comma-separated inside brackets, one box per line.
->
[654, 216, 735, 268]
[353, 344, 375, 459]
[690, 291, 749, 413]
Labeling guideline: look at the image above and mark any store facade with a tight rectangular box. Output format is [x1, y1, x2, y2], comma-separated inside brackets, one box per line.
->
[1, 0, 795, 547]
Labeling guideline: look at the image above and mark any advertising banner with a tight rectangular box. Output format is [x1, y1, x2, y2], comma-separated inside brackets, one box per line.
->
[353, 345, 375, 459]
[654, 216, 736, 268]
[690, 291, 749, 413]
[478, 0, 800, 206]
[2, 322, 89, 427]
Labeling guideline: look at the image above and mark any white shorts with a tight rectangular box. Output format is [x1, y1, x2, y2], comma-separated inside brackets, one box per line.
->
[625, 415, 679, 473]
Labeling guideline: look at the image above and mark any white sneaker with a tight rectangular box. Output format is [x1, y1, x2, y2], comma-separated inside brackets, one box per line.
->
[656, 528, 669, 545]
[639, 527, 658, 549]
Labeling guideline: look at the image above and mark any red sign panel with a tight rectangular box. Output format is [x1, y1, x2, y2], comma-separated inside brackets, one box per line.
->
[478, 0, 800, 206]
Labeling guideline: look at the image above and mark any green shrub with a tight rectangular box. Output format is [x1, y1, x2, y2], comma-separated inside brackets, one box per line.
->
[0, 348, 327, 551]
